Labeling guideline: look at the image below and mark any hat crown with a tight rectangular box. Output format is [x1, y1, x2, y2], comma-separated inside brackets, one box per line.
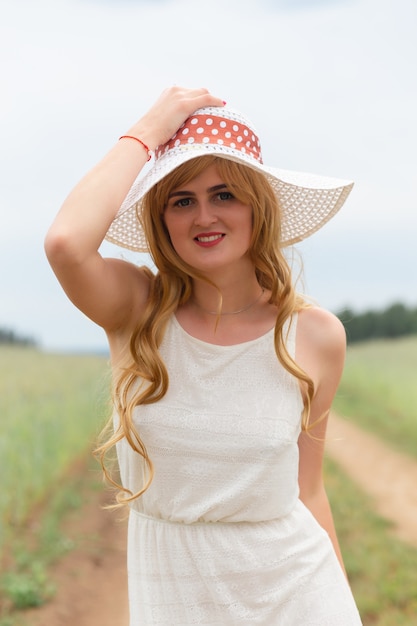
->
[155, 106, 263, 164]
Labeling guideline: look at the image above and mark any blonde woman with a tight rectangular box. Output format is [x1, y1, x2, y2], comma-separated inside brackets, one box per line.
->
[45, 86, 362, 625]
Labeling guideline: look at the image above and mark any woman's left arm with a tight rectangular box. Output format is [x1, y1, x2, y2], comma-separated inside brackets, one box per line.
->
[296, 307, 348, 576]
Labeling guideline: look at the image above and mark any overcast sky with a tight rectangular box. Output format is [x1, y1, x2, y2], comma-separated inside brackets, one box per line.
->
[1, 0, 416, 351]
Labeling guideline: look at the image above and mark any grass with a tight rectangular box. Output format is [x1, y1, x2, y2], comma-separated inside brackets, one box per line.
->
[333, 336, 417, 459]
[0, 457, 103, 623]
[0, 345, 110, 550]
[0, 345, 110, 619]
[326, 457, 417, 625]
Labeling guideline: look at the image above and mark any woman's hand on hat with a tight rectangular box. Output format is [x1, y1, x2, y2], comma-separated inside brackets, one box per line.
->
[127, 86, 225, 151]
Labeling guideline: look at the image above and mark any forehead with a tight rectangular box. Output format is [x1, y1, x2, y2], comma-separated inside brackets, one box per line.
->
[170, 163, 224, 192]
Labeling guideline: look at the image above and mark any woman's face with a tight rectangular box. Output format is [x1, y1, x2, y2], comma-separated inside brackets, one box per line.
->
[163, 163, 253, 275]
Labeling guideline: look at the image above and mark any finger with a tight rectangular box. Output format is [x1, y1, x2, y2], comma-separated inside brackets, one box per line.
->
[169, 86, 225, 109]
[189, 87, 225, 105]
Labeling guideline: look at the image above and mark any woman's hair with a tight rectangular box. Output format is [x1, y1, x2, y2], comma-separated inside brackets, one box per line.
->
[95, 155, 314, 505]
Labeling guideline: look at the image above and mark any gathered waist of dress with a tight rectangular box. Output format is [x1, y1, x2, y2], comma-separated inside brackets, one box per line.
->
[129, 504, 298, 527]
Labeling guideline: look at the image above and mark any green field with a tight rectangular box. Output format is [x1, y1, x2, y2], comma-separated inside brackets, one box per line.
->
[0, 346, 110, 550]
[325, 457, 417, 625]
[1, 339, 417, 625]
[334, 335, 417, 458]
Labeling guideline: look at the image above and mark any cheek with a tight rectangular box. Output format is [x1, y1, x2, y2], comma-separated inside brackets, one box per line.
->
[162, 212, 176, 239]
[162, 215, 189, 255]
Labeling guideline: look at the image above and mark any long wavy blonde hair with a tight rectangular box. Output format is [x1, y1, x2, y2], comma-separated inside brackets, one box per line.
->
[95, 155, 314, 504]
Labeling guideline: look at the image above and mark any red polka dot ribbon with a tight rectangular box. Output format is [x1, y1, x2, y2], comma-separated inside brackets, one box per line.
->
[155, 114, 263, 164]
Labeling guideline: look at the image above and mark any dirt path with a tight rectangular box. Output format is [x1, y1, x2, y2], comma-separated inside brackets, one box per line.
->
[23, 414, 417, 625]
[24, 488, 129, 626]
[326, 413, 417, 546]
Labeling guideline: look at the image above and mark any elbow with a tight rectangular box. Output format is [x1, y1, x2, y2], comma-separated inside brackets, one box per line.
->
[44, 225, 65, 263]
[44, 225, 81, 269]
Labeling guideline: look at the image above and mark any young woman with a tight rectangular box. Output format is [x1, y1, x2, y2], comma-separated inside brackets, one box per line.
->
[45, 86, 362, 624]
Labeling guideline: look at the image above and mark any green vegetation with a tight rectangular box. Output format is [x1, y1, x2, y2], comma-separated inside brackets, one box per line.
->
[0, 328, 36, 348]
[0, 458, 103, 622]
[337, 301, 417, 343]
[0, 345, 110, 618]
[0, 345, 109, 544]
[333, 335, 417, 458]
[326, 457, 417, 625]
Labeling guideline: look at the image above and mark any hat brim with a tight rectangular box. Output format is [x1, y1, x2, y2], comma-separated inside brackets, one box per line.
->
[105, 145, 353, 252]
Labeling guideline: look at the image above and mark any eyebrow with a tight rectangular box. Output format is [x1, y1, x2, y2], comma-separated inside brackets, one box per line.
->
[168, 184, 228, 199]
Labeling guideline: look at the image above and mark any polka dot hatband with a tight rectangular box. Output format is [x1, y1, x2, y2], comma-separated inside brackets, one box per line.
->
[105, 106, 354, 252]
[156, 114, 263, 163]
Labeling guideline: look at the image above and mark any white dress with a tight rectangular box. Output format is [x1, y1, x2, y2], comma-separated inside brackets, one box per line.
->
[116, 314, 362, 625]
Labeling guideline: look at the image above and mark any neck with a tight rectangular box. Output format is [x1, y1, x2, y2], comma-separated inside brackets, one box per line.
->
[190, 277, 265, 317]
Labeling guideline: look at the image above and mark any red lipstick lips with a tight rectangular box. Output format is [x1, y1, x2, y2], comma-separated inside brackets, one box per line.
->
[194, 233, 225, 248]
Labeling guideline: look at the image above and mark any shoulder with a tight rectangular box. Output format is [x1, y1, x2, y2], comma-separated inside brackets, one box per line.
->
[296, 306, 346, 390]
[297, 306, 346, 352]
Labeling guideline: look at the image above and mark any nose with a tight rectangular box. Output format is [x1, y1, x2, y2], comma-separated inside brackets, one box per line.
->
[194, 200, 218, 227]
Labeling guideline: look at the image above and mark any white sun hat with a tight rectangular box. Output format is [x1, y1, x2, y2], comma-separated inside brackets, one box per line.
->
[105, 106, 353, 251]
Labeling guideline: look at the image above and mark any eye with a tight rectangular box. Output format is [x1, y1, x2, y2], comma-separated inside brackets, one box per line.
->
[172, 197, 193, 208]
[216, 191, 234, 201]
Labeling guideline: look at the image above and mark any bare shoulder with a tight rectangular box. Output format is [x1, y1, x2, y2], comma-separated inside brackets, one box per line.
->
[296, 307, 346, 389]
[297, 306, 346, 352]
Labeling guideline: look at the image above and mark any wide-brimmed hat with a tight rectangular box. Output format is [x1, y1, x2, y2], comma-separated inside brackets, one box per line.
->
[105, 106, 353, 251]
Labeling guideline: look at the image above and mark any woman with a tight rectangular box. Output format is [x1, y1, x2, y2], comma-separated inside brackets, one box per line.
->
[45, 86, 362, 624]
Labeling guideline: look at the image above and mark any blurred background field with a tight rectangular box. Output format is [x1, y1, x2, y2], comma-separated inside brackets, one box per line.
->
[1, 338, 417, 625]
[0, 346, 109, 542]
[0, 345, 110, 623]
[326, 457, 417, 625]
[333, 335, 417, 459]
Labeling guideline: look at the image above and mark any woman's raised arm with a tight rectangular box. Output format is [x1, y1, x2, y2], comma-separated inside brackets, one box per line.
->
[44, 87, 224, 333]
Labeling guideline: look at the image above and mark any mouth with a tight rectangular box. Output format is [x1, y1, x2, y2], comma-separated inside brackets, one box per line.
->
[194, 233, 225, 248]
[194, 233, 225, 245]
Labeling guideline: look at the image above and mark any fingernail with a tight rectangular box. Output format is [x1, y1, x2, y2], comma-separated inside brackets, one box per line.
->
[222, 100, 227, 105]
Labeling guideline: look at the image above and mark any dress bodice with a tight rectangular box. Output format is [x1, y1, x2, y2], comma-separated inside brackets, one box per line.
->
[116, 314, 304, 523]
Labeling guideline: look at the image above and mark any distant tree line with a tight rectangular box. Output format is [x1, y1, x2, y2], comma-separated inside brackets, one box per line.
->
[336, 302, 417, 344]
[2, 302, 417, 348]
[0, 327, 37, 347]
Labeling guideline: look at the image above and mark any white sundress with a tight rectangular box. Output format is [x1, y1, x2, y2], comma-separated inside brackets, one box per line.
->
[116, 314, 363, 625]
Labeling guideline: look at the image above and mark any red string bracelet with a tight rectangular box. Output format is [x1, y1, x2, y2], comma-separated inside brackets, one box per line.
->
[119, 135, 152, 161]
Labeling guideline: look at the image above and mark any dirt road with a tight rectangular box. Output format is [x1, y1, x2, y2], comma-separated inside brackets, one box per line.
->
[326, 413, 417, 546]
[24, 488, 129, 626]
